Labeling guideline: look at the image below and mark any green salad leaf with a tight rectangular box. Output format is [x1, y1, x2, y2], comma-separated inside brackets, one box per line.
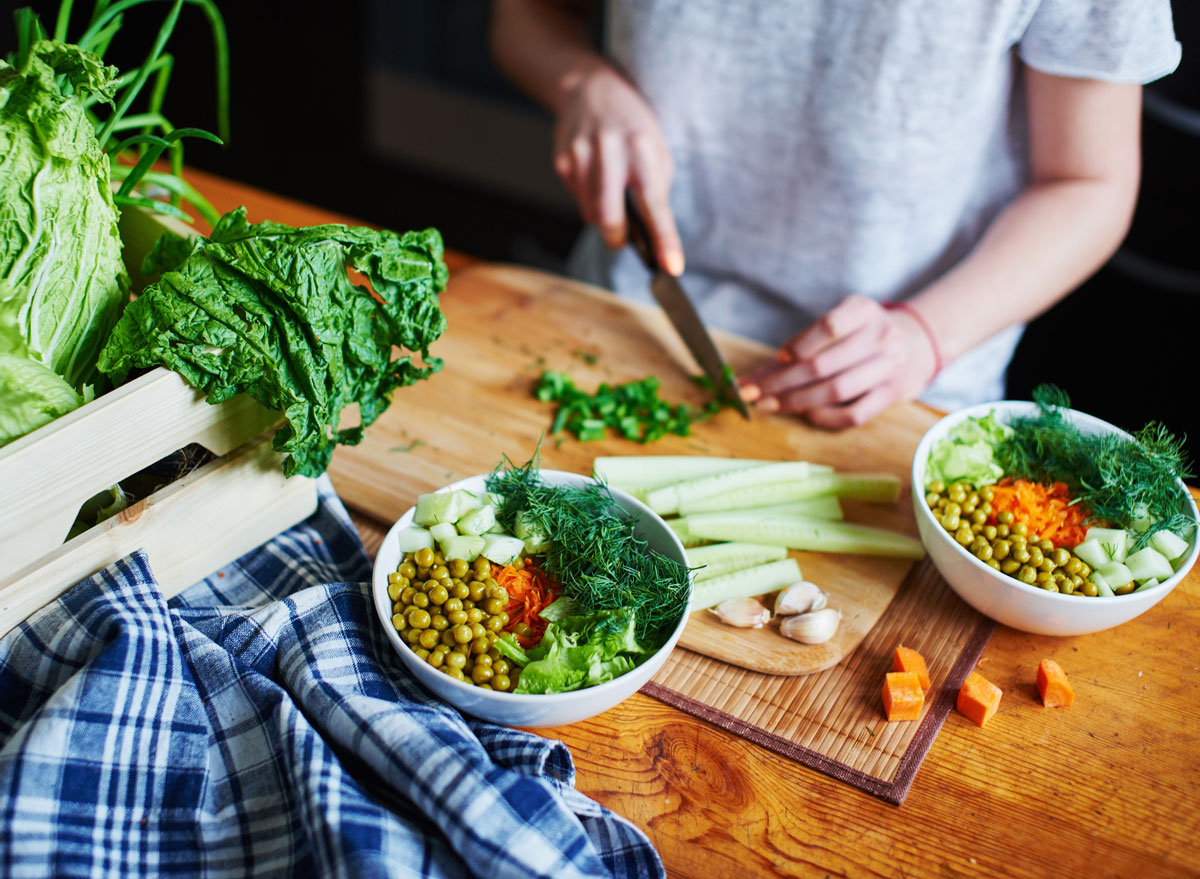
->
[0, 38, 129, 390]
[926, 412, 1011, 488]
[494, 607, 653, 695]
[0, 352, 86, 445]
[97, 208, 449, 477]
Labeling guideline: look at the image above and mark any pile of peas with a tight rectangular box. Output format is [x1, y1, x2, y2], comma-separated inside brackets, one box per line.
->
[925, 480, 1108, 597]
[387, 546, 524, 691]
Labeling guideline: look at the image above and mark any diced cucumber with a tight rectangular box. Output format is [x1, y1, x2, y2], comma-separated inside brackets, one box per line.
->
[413, 489, 476, 526]
[523, 534, 551, 555]
[593, 456, 769, 497]
[1096, 561, 1134, 590]
[1072, 540, 1110, 570]
[1085, 527, 1127, 563]
[456, 505, 497, 536]
[686, 542, 789, 582]
[1149, 529, 1190, 562]
[441, 535, 485, 562]
[647, 462, 830, 516]
[685, 514, 925, 559]
[481, 534, 525, 565]
[396, 526, 434, 554]
[1089, 570, 1115, 597]
[690, 558, 802, 611]
[513, 510, 551, 551]
[1134, 578, 1160, 592]
[429, 522, 458, 544]
[1125, 547, 1174, 583]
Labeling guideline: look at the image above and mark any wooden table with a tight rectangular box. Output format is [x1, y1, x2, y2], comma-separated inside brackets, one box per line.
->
[186, 168, 1200, 879]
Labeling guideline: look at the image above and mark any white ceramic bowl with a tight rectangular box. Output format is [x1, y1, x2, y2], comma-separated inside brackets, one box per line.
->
[372, 470, 692, 727]
[912, 401, 1199, 636]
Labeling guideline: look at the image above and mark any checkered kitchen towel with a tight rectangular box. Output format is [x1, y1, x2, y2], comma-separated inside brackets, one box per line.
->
[0, 477, 663, 879]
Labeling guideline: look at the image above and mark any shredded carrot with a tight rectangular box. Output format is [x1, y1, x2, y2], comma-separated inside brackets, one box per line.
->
[988, 478, 1090, 548]
[493, 560, 561, 649]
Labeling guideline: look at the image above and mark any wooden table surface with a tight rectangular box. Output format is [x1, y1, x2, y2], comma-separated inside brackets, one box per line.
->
[185, 167, 1200, 879]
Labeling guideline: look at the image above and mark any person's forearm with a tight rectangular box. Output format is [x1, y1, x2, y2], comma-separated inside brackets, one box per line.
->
[908, 173, 1138, 365]
[490, 0, 610, 114]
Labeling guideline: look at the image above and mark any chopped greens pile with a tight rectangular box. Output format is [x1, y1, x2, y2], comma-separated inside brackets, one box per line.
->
[486, 456, 691, 645]
[534, 369, 727, 443]
[99, 209, 449, 477]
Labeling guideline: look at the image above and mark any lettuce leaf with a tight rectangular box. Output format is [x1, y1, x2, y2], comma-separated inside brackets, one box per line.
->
[0, 353, 85, 446]
[499, 607, 654, 695]
[97, 208, 449, 477]
[0, 40, 128, 390]
[926, 412, 1012, 488]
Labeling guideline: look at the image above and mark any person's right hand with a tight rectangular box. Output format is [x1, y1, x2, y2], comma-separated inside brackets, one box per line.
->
[554, 66, 685, 275]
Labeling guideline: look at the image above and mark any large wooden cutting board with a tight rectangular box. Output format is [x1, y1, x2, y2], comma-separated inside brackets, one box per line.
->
[328, 264, 939, 675]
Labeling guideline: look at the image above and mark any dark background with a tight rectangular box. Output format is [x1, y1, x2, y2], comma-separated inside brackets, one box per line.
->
[6, 0, 1199, 459]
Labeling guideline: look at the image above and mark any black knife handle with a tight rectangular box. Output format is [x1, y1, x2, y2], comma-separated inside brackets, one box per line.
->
[624, 190, 657, 271]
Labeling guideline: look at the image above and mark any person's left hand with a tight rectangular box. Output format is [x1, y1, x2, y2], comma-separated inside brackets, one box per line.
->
[737, 294, 938, 428]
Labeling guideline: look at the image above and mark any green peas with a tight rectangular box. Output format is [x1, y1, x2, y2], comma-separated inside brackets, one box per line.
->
[996, 510, 1013, 525]
[387, 580, 404, 602]
[391, 612, 406, 632]
[472, 558, 492, 578]
[1052, 547, 1071, 567]
[471, 637, 490, 655]
[448, 559, 469, 579]
[411, 592, 430, 609]
[466, 607, 484, 624]
[1038, 558, 1055, 574]
[948, 483, 968, 504]
[492, 674, 512, 692]
[445, 651, 467, 670]
[928, 480, 946, 494]
[986, 559, 1001, 570]
[470, 622, 487, 641]
[955, 526, 973, 546]
[1080, 580, 1099, 597]
[452, 624, 474, 644]
[1028, 546, 1044, 567]
[943, 502, 962, 519]
[926, 492, 940, 507]
[974, 543, 994, 562]
[413, 547, 434, 568]
[404, 628, 422, 645]
[983, 525, 998, 541]
[447, 610, 468, 626]
[996, 523, 1010, 538]
[1012, 546, 1031, 564]
[398, 561, 417, 579]
[431, 614, 449, 632]
[1017, 565, 1037, 584]
[418, 629, 440, 650]
[1000, 559, 1021, 575]
[992, 539, 1011, 560]
[484, 616, 505, 632]
[468, 581, 486, 602]
[428, 585, 449, 606]
[971, 509, 988, 526]
[483, 598, 506, 615]
[407, 608, 431, 629]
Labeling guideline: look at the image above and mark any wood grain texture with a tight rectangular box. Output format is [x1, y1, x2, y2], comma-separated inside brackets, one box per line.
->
[202, 172, 1200, 879]
[327, 263, 929, 675]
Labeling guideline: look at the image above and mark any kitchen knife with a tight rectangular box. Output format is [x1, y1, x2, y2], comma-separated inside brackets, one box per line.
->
[623, 192, 751, 420]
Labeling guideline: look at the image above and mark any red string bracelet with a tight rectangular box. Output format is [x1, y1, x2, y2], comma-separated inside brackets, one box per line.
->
[884, 301, 944, 378]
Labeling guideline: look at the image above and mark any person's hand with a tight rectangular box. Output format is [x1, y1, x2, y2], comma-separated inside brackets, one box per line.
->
[554, 66, 684, 275]
[737, 295, 940, 428]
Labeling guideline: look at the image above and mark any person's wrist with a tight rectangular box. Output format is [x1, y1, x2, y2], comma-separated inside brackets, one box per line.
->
[884, 301, 943, 385]
[554, 58, 617, 114]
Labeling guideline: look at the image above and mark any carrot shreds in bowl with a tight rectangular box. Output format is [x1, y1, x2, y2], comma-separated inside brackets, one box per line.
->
[493, 560, 561, 648]
[988, 478, 1091, 548]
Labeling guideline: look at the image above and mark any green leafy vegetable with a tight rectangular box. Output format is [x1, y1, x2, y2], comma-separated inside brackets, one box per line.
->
[995, 385, 1195, 546]
[0, 38, 129, 390]
[926, 411, 1011, 488]
[486, 456, 690, 643]
[0, 353, 87, 445]
[494, 607, 653, 694]
[534, 370, 725, 443]
[97, 208, 449, 477]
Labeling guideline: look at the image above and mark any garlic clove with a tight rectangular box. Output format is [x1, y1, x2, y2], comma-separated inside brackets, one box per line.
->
[774, 580, 826, 616]
[710, 597, 772, 628]
[779, 607, 841, 644]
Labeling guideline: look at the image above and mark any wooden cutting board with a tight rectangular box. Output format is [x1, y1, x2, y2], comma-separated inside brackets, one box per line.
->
[328, 264, 939, 675]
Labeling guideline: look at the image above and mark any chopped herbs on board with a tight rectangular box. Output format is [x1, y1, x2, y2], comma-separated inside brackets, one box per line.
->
[534, 369, 735, 443]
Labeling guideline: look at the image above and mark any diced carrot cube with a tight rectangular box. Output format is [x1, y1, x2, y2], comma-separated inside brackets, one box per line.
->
[956, 671, 1002, 727]
[892, 645, 931, 690]
[1036, 659, 1074, 708]
[882, 671, 925, 721]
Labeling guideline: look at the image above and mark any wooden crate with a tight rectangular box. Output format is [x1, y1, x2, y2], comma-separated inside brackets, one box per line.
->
[0, 207, 318, 636]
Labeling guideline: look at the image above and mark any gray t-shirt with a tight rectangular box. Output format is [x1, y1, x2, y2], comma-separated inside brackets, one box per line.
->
[569, 0, 1180, 410]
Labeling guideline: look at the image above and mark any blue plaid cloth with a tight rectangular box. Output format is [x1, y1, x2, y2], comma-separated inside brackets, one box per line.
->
[0, 477, 663, 879]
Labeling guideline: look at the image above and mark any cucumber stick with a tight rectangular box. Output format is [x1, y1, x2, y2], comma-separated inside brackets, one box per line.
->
[668, 518, 707, 547]
[647, 462, 832, 515]
[686, 542, 788, 582]
[685, 514, 925, 559]
[677, 471, 896, 515]
[691, 558, 802, 611]
[593, 456, 766, 496]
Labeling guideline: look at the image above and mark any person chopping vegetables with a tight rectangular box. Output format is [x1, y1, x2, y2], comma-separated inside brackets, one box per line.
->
[490, 0, 1180, 425]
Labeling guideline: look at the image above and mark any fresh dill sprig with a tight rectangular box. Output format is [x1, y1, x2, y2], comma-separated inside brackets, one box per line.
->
[996, 385, 1196, 540]
[485, 454, 691, 645]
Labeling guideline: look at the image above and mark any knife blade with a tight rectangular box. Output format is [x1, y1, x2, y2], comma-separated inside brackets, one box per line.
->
[623, 192, 751, 420]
